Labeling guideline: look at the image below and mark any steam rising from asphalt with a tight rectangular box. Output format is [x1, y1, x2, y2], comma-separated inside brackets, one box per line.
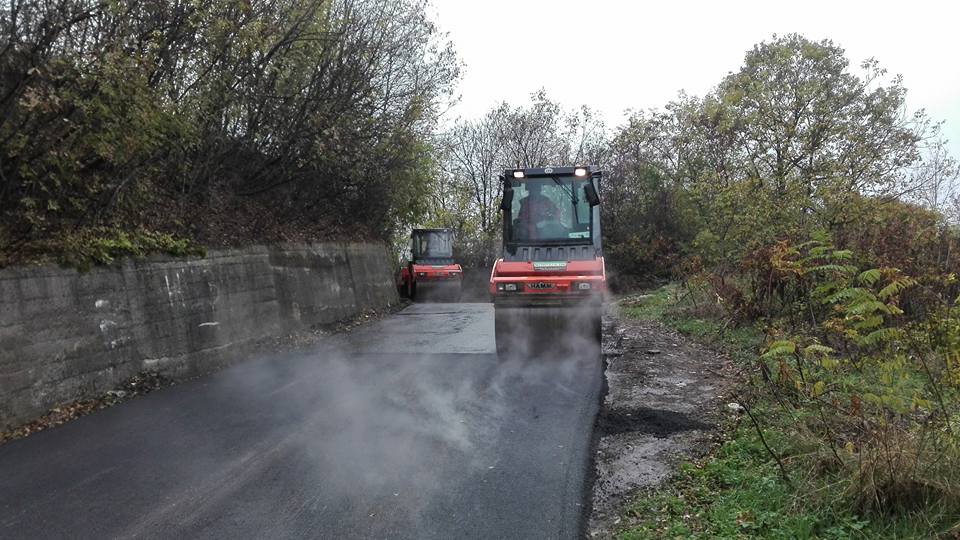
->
[495, 302, 604, 362]
[129, 302, 603, 535]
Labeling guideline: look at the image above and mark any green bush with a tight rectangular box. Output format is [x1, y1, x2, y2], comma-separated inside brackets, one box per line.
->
[1, 0, 458, 261]
[49, 227, 205, 271]
[620, 278, 960, 537]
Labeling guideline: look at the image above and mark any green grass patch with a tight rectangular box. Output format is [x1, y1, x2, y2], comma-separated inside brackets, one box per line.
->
[620, 285, 676, 321]
[618, 407, 956, 539]
[616, 413, 941, 539]
[620, 284, 764, 364]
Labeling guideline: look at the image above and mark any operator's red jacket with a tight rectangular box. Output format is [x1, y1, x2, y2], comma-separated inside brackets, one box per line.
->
[516, 194, 559, 237]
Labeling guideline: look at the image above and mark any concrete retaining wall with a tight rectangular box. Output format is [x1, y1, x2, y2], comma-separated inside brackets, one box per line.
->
[0, 243, 398, 429]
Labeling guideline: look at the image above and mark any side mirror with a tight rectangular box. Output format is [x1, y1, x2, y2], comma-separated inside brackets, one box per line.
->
[584, 182, 600, 206]
[500, 186, 513, 211]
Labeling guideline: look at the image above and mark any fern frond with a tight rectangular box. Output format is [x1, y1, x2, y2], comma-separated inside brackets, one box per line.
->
[846, 299, 888, 316]
[798, 238, 828, 250]
[859, 327, 903, 346]
[858, 268, 882, 286]
[810, 230, 831, 244]
[762, 340, 796, 359]
[803, 344, 834, 358]
[806, 264, 856, 276]
[825, 287, 870, 304]
[853, 315, 884, 331]
[878, 277, 917, 300]
[813, 282, 842, 298]
[884, 304, 904, 316]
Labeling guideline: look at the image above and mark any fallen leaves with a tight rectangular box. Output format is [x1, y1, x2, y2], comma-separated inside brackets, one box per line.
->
[0, 372, 170, 445]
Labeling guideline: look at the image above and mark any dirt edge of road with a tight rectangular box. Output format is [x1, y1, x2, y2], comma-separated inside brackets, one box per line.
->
[586, 304, 740, 539]
[0, 302, 411, 446]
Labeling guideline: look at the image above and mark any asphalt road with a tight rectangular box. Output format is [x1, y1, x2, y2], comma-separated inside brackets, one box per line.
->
[0, 303, 604, 539]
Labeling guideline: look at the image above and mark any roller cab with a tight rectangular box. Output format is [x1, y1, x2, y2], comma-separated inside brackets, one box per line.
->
[398, 228, 463, 302]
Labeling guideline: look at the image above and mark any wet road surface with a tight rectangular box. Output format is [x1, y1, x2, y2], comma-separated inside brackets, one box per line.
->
[0, 303, 603, 539]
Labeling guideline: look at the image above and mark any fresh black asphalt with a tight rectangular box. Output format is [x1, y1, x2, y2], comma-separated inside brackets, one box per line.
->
[0, 303, 603, 539]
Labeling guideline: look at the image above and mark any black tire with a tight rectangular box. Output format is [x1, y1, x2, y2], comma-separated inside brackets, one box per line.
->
[593, 308, 603, 343]
[409, 281, 417, 301]
[453, 283, 463, 303]
[586, 306, 603, 359]
[494, 308, 514, 358]
[495, 305, 601, 359]
[588, 324, 603, 359]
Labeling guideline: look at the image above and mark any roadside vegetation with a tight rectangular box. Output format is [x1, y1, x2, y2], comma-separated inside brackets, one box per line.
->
[606, 36, 960, 539]
[621, 285, 958, 538]
[1, 0, 458, 268]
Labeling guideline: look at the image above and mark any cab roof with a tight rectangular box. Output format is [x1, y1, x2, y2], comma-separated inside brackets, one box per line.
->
[503, 166, 598, 177]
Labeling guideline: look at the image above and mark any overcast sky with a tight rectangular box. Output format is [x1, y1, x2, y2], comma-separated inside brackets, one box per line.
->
[430, 0, 960, 158]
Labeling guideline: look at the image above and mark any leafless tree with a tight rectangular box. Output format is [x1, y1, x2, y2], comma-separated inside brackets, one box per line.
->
[436, 91, 608, 264]
[913, 138, 960, 216]
[445, 109, 504, 235]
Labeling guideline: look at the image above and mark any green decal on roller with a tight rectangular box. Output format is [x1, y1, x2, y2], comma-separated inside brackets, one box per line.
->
[533, 261, 567, 270]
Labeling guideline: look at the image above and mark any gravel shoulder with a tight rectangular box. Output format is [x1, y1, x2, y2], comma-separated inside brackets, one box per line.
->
[588, 305, 739, 538]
